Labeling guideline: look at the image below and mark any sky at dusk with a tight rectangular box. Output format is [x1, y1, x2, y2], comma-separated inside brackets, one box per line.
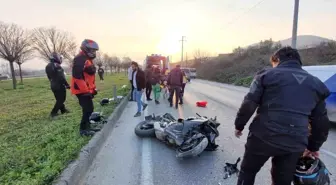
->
[0, 0, 335, 70]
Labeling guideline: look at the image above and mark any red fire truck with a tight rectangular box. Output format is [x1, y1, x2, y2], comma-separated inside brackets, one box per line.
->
[143, 54, 171, 76]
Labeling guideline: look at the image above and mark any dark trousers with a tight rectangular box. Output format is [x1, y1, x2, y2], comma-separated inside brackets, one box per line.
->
[237, 133, 303, 185]
[169, 86, 181, 106]
[145, 82, 152, 99]
[180, 83, 186, 99]
[76, 94, 94, 131]
[51, 87, 66, 114]
[98, 73, 104, 81]
[130, 80, 135, 100]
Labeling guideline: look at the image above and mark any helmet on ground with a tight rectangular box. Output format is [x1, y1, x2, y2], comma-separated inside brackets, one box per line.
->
[293, 156, 330, 185]
[80, 39, 99, 59]
[50, 52, 63, 64]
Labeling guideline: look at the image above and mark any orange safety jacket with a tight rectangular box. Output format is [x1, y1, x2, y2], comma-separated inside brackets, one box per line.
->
[70, 52, 96, 95]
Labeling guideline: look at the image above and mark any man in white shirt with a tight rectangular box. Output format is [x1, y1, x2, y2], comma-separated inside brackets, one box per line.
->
[128, 65, 134, 101]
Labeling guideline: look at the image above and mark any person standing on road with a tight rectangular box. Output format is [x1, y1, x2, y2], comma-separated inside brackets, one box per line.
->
[45, 52, 70, 119]
[145, 65, 153, 101]
[152, 66, 161, 104]
[234, 46, 330, 185]
[179, 71, 188, 104]
[71, 39, 100, 136]
[167, 64, 183, 109]
[131, 61, 148, 117]
[98, 66, 104, 82]
[128, 64, 135, 101]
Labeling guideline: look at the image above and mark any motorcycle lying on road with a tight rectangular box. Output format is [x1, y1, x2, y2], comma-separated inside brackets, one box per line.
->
[134, 113, 220, 158]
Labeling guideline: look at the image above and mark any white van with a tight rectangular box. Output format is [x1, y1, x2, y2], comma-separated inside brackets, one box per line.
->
[303, 65, 336, 123]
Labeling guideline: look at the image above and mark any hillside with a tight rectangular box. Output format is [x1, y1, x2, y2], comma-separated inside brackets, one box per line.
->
[248, 35, 332, 49]
[188, 38, 336, 87]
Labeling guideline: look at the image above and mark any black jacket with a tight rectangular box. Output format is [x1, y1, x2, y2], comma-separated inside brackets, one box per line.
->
[98, 68, 104, 75]
[151, 68, 161, 85]
[45, 62, 69, 91]
[132, 69, 146, 91]
[145, 68, 152, 84]
[234, 60, 330, 152]
[167, 68, 183, 86]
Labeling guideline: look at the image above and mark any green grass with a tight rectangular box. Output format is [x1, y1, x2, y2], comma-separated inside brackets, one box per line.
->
[0, 73, 130, 185]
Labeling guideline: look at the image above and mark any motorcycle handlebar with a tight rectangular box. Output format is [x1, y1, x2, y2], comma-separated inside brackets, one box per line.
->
[196, 113, 201, 117]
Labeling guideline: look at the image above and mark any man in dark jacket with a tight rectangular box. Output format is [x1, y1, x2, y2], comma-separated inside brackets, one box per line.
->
[98, 67, 104, 81]
[45, 52, 70, 119]
[145, 65, 153, 101]
[132, 61, 148, 117]
[234, 47, 330, 185]
[167, 65, 183, 109]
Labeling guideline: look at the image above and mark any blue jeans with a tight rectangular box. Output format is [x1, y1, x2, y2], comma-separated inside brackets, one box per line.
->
[133, 90, 145, 112]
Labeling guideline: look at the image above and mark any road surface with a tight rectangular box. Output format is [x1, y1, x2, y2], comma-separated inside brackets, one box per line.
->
[82, 79, 336, 185]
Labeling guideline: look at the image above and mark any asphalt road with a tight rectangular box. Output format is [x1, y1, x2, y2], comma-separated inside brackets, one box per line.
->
[82, 79, 336, 185]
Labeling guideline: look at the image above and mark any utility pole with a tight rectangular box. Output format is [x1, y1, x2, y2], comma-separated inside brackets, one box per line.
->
[185, 52, 188, 67]
[291, 0, 300, 48]
[179, 36, 186, 66]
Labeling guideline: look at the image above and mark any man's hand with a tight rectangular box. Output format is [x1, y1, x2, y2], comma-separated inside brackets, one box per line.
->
[303, 149, 320, 158]
[92, 89, 98, 96]
[235, 130, 243, 138]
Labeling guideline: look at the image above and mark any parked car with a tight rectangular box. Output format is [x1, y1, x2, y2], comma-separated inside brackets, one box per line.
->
[303, 65, 336, 124]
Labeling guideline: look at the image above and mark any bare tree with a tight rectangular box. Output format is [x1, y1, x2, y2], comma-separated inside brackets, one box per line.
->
[16, 47, 35, 84]
[193, 49, 210, 67]
[111, 56, 121, 73]
[0, 22, 32, 89]
[94, 51, 104, 68]
[32, 27, 77, 62]
[103, 54, 114, 74]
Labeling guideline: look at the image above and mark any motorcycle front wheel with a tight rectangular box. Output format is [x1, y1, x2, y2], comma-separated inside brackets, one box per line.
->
[176, 136, 208, 158]
[134, 121, 156, 138]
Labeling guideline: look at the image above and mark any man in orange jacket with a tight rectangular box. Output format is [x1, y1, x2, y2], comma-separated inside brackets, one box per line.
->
[71, 39, 99, 136]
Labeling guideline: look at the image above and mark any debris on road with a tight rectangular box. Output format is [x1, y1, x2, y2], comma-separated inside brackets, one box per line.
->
[196, 101, 208, 107]
[223, 157, 241, 179]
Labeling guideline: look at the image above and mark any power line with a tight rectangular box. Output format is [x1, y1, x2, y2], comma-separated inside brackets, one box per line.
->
[223, 0, 268, 29]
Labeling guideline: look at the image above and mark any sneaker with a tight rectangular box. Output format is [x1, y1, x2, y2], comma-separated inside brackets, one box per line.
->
[61, 109, 70, 114]
[179, 102, 183, 105]
[80, 130, 95, 136]
[147, 98, 153, 101]
[142, 103, 148, 111]
[155, 100, 160, 104]
[49, 113, 58, 119]
[134, 112, 141, 117]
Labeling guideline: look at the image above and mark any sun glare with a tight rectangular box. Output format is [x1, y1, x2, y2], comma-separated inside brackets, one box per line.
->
[156, 29, 184, 55]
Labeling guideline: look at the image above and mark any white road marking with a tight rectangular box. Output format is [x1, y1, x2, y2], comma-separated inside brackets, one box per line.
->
[321, 148, 336, 160]
[140, 96, 154, 185]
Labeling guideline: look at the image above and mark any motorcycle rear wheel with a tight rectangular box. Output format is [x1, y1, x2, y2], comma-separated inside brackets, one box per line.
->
[176, 136, 208, 158]
[134, 121, 156, 138]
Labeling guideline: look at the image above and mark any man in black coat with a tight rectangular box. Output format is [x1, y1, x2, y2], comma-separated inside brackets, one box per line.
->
[145, 65, 153, 101]
[45, 52, 70, 119]
[98, 67, 104, 81]
[167, 65, 183, 109]
[234, 47, 330, 185]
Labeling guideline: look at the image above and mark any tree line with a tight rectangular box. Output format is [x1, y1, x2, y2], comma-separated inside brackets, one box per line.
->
[0, 21, 133, 89]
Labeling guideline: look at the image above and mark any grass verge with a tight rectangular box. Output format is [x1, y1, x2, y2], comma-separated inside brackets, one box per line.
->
[0, 73, 130, 185]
